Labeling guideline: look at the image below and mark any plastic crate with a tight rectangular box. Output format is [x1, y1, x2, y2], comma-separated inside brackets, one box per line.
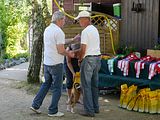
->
[113, 3, 121, 18]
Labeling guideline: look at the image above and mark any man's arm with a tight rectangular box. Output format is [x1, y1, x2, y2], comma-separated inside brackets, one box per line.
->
[79, 44, 86, 62]
[56, 44, 74, 58]
[65, 38, 74, 45]
[66, 56, 75, 77]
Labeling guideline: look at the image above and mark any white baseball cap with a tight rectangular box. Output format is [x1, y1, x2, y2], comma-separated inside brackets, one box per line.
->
[74, 11, 91, 20]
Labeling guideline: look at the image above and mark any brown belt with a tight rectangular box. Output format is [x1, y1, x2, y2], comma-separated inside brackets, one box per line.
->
[86, 55, 101, 57]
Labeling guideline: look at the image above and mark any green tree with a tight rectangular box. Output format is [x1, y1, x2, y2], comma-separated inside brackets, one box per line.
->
[0, 0, 29, 58]
[27, 0, 50, 83]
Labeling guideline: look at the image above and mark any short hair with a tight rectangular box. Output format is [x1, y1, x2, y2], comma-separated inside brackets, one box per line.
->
[51, 11, 65, 23]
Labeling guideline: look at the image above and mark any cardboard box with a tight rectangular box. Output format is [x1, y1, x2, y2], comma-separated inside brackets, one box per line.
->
[147, 49, 160, 58]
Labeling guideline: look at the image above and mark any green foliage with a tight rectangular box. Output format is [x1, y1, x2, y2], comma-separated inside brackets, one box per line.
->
[5, 23, 28, 57]
[116, 46, 136, 56]
[154, 44, 160, 50]
[0, 0, 30, 59]
[0, 58, 5, 64]
[13, 52, 30, 60]
[2, 53, 11, 59]
[3, 52, 29, 59]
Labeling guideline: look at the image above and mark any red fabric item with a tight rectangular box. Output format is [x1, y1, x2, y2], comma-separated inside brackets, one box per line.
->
[118, 53, 139, 76]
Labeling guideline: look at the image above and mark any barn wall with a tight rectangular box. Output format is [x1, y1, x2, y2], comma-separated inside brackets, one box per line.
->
[120, 0, 159, 50]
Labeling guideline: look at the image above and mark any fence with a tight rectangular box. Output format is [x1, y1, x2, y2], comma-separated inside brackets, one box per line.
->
[63, 12, 120, 55]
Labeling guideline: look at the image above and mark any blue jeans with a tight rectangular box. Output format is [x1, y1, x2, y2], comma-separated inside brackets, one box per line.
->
[32, 63, 63, 114]
[80, 56, 101, 114]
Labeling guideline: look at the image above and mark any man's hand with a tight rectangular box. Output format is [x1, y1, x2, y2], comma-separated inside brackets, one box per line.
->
[73, 34, 80, 41]
[68, 50, 75, 58]
[78, 59, 82, 66]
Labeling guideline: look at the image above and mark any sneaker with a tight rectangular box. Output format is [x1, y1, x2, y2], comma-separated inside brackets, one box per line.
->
[95, 110, 100, 113]
[79, 111, 95, 117]
[30, 106, 41, 114]
[48, 112, 64, 117]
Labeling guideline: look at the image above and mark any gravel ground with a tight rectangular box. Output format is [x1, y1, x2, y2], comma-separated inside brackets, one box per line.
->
[0, 63, 160, 120]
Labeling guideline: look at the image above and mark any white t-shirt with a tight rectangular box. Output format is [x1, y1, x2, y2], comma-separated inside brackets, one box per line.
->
[44, 23, 65, 65]
[81, 25, 101, 58]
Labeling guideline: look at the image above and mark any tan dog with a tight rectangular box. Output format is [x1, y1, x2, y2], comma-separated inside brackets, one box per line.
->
[67, 72, 81, 113]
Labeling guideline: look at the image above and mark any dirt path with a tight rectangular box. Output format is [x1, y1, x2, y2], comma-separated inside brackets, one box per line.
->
[0, 63, 159, 120]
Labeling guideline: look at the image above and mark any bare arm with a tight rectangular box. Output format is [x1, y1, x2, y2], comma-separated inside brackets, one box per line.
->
[56, 44, 74, 57]
[65, 38, 73, 45]
[66, 56, 75, 77]
[65, 34, 80, 45]
[79, 44, 86, 62]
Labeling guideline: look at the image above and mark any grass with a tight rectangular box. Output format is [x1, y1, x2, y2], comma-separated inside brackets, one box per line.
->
[12, 81, 40, 95]
[12, 80, 67, 96]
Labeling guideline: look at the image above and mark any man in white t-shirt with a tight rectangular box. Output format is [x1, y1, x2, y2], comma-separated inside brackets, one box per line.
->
[75, 11, 101, 117]
[30, 11, 74, 117]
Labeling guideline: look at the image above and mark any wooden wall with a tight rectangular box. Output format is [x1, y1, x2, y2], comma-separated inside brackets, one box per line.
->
[120, 0, 160, 50]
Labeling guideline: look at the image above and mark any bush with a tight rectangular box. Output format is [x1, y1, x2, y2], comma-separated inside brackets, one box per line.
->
[2, 52, 29, 60]
[0, 0, 29, 59]
[0, 58, 4, 64]
[13, 52, 30, 60]
[116, 46, 136, 56]
[2, 53, 11, 59]
[154, 44, 160, 50]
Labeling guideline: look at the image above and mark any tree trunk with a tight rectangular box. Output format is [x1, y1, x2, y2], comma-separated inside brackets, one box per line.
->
[39, 0, 51, 81]
[27, 0, 45, 83]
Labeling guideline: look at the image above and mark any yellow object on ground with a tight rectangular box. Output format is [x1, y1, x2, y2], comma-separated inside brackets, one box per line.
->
[122, 85, 137, 108]
[119, 84, 128, 107]
[119, 84, 160, 114]
[138, 89, 147, 112]
[133, 95, 141, 111]
[148, 91, 158, 114]
[144, 88, 151, 113]
[157, 91, 160, 113]
[127, 95, 139, 111]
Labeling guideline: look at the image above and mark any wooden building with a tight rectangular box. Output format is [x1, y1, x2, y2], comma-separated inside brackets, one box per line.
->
[120, 0, 160, 51]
